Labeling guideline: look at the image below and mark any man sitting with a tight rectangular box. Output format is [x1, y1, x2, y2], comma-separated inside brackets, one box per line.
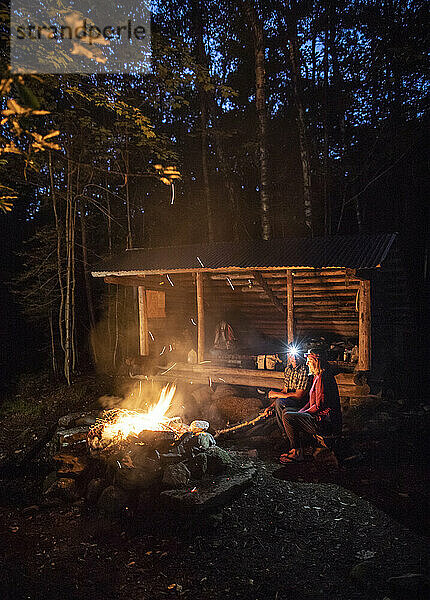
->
[279, 346, 342, 464]
[259, 348, 310, 434]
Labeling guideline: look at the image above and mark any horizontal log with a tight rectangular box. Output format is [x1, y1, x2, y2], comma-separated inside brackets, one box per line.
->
[209, 269, 352, 281]
[132, 363, 369, 397]
[210, 276, 360, 286]
[241, 287, 358, 294]
[205, 295, 356, 308]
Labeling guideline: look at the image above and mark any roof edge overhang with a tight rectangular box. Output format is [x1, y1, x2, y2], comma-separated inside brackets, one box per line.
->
[91, 265, 362, 278]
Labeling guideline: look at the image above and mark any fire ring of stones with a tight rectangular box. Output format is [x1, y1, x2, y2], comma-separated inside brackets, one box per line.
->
[44, 400, 256, 517]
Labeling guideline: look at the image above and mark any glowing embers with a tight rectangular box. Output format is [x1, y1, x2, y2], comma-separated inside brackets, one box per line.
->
[88, 384, 184, 451]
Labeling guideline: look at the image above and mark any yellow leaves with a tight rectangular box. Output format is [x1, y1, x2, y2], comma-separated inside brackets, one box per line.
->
[0, 186, 17, 212]
[0, 78, 13, 96]
[0, 199, 15, 212]
[0, 142, 21, 154]
[30, 131, 61, 152]
[2, 98, 50, 118]
[155, 164, 181, 185]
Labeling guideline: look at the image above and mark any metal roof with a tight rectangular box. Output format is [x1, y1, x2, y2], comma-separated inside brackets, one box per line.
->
[91, 233, 397, 276]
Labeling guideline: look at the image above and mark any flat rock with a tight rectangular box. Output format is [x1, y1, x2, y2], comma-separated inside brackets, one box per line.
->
[58, 413, 82, 428]
[44, 477, 78, 501]
[187, 452, 208, 479]
[97, 485, 130, 515]
[205, 446, 235, 474]
[163, 462, 191, 488]
[75, 414, 98, 426]
[53, 452, 89, 476]
[116, 457, 161, 491]
[161, 466, 256, 512]
[86, 478, 108, 504]
[213, 395, 263, 426]
[57, 426, 90, 448]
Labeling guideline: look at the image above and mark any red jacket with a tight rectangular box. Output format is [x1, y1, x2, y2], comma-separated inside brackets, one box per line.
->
[299, 370, 342, 433]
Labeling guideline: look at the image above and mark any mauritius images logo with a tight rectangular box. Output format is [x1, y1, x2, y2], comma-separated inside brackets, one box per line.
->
[10, 1, 151, 74]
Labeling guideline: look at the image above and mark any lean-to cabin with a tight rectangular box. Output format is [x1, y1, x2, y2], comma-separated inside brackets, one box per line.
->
[91, 233, 412, 400]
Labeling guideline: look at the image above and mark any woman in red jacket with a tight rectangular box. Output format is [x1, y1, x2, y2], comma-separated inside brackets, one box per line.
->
[279, 348, 342, 464]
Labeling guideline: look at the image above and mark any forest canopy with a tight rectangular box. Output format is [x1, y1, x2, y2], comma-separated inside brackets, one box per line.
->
[1, 0, 428, 384]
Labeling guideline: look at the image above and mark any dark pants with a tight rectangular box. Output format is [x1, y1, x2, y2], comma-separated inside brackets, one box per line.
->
[281, 412, 319, 449]
[249, 397, 303, 439]
[274, 397, 303, 432]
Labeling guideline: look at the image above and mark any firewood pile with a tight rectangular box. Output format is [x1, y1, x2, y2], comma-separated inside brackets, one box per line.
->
[43, 410, 256, 516]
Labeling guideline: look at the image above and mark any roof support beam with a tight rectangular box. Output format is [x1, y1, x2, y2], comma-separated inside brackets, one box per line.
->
[358, 279, 371, 371]
[286, 269, 295, 344]
[196, 272, 205, 364]
[251, 271, 285, 316]
[138, 285, 149, 356]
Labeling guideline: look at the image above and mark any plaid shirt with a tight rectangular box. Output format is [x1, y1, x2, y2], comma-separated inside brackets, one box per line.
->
[283, 363, 310, 392]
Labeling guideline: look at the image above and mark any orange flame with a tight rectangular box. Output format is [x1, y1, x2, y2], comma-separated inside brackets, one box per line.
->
[98, 384, 176, 444]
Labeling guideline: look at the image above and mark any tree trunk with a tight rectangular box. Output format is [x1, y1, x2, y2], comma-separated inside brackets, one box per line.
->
[287, 17, 313, 235]
[64, 157, 72, 385]
[63, 153, 77, 385]
[113, 285, 119, 370]
[193, 0, 214, 242]
[122, 145, 133, 249]
[243, 0, 271, 240]
[49, 152, 65, 356]
[106, 176, 112, 255]
[49, 311, 57, 377]
[323, 8, 329, 236]
[213, 127, 242, 242]
[80, 197, 96, 340]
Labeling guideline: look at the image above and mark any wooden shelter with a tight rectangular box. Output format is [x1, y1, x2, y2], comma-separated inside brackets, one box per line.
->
[92, 233, 406, 399]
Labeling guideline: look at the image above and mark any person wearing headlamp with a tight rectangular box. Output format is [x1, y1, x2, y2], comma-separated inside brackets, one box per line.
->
[279, 346, 342, 464]
[262, 345, 310, 432]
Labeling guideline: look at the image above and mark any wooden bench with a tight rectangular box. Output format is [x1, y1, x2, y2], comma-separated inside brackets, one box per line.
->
[132, 362, 370, 399]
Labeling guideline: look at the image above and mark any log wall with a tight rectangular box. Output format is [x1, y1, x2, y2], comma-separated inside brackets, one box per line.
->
[138, 268, 360, 353]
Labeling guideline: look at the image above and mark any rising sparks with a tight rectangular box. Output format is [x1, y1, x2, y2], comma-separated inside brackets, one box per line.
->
[160, 362, 177, 375]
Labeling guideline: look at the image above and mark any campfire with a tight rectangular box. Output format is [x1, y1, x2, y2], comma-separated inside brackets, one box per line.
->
[87, 384, 189, 452]
[45, 382, 256, 516]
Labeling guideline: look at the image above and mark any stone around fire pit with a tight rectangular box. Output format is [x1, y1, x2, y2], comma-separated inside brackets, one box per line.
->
[161, 465, 256, 512]
[44, 477, 79, 501]
[187, 453, 207, 479]
[115, 456, 162, 491]
[97, 485, 130, 516]
[159, 447, 257, 513]
[53, 452, 89, 477]
[205, 446, 234, 475]
[86, 478, 108, 505]
[162, 462, 191, 488]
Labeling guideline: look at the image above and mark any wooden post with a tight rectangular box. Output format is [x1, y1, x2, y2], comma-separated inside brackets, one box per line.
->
[196, 272, 205, 363]
[138, 286, 149, 356]
[286, 269, 294, 343]
[358, 279, 371, 371]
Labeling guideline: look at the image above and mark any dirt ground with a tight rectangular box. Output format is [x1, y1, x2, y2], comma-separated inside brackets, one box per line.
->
[0, 375, 429, 600]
